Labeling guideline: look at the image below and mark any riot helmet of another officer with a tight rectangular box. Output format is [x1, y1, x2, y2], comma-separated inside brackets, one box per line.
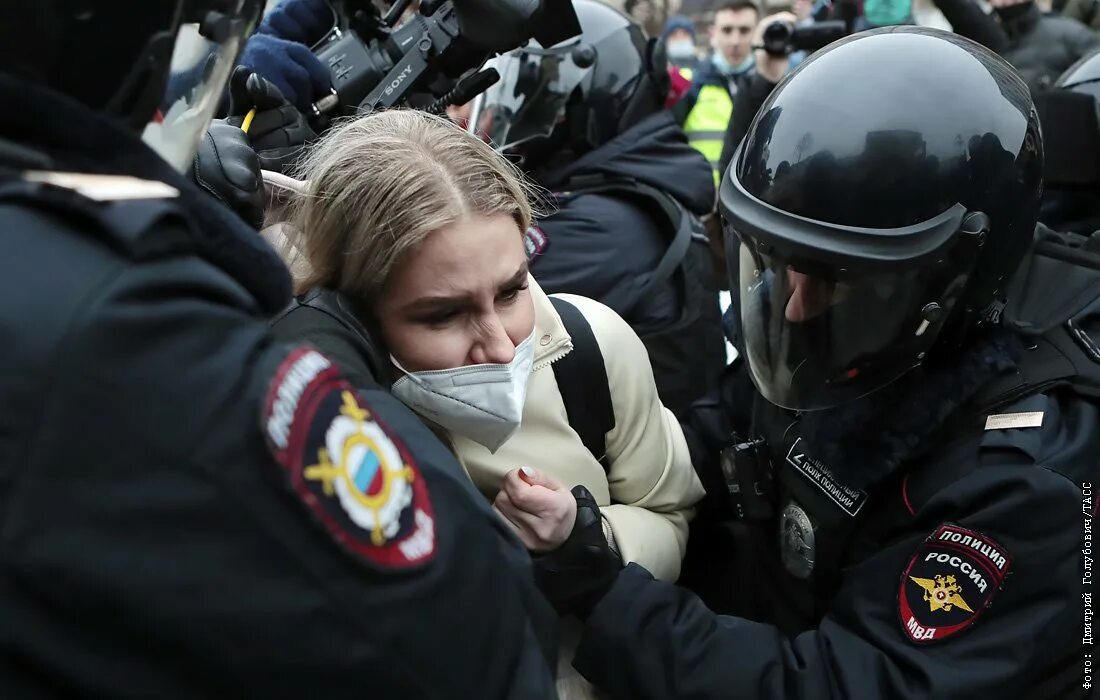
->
[719, 27, 1043, 411]
[1035, 50, 1100, 201]
[474, 0, 669, 170]
[0, 0, 263, 172]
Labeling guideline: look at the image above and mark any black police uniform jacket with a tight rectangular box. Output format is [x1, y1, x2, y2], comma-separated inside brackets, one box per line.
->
[530, 111, 726, 417]
[0, 75, 558, 699]
[572, 325, 1098, 698]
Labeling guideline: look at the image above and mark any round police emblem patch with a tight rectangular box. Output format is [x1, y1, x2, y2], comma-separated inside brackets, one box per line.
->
[779, 502, 816, 579]
[898, 524, 1011, 644]
[263, 348, 435, 569]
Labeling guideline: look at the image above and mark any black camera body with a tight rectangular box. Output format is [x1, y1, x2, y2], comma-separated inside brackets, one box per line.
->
[312, 0, 580, 114]
[760, 19, 847, 57]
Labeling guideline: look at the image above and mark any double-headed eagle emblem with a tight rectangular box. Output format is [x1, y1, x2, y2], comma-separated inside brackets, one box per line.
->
[909, 574, 974, 613]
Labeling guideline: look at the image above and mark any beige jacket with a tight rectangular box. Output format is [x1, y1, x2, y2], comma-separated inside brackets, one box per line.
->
[451, 279, 705, 582]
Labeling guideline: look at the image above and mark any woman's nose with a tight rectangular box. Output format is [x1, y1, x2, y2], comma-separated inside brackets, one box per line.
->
[468, 319, 516, 365]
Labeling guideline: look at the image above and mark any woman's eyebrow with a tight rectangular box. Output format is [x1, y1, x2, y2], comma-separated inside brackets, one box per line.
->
[403, 264, 529, 313]
[401, 292, 472, 314]
[499, 263, 529, 289]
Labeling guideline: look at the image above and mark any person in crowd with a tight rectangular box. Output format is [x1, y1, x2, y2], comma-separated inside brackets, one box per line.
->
[674, 0, 761, 181]
[0, 1, 561, 697]
[477, 0, 728, 418]
[663, 15, 701, 107]
[663, 15, 701, 70]
[271, 109, 705, 699]
[526, 27, 1099, 698]
[716, 13, 795, 176]
[933, 0, 1100, 91]
[1062, 0, 1100, 32]
[235, 0, 334, 113]
[603, 0, 675, 37]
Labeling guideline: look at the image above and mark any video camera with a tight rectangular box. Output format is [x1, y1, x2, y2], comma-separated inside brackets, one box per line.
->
[309, 0, 580, 115]
[759, 20, 847, 57]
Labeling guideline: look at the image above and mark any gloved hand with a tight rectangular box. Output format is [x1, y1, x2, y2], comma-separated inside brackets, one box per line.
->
[193, 120, 265, 230]
[531, 485, 624, 618]
[257, 0, 335, 45]
[235, 33, 331, 113]
[225, 66, 316, 174]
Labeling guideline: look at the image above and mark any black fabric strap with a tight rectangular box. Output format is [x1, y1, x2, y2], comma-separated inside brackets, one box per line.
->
[557, 174, 700, 318]
[549, 296, 616, 471]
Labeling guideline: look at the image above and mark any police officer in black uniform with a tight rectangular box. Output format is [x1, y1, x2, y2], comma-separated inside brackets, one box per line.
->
[475, 0, 727, 417]
[0, 2, 558, 697]
[531, 27, 1100, 698]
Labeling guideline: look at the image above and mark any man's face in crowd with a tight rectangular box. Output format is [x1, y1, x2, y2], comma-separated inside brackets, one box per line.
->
[711, 7, 758, 65]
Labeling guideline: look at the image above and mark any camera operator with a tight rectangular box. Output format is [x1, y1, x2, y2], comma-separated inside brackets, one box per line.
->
[235, 0, 335, 113]
[715, 11, 797, 177]
[526, 27, 1099, 699]
[0, 1, 562, 696]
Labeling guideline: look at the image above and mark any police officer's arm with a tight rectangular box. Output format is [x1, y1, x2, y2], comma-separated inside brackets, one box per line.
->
[679, 361, 755, 518]
[38, 248, 555, 696]
[929, 0, 1007, 53]
[270, 304, 384, 391]
[555, 294, 706, 582]
[573, 464, 1081, 698]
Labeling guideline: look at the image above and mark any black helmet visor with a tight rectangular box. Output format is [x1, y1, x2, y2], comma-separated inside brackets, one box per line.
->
[722, 162, 985, 410]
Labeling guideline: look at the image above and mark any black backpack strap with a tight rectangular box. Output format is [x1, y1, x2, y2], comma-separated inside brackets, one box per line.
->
[557, 174, 703, 317]
[548, 296, 616, 471]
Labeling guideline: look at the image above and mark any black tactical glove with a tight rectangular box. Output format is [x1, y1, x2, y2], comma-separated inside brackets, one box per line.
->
[225, 66, 316, 174]
[193, 120, 265, 230]
[532, 485, 624, 619]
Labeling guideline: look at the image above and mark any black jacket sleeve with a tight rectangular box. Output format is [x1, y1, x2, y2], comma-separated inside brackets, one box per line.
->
[719, 72, 779, 176]
[931, 0, 1007, 53]
[573, 462, 1082, 699]
[679, 361, 754, 516]
[1, 218, 558, 698]
[269, 302, 385, 391]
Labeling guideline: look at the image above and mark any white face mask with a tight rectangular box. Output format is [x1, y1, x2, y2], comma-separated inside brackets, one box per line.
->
[390, 331, 536, 453]
[667, 39, 697, 61]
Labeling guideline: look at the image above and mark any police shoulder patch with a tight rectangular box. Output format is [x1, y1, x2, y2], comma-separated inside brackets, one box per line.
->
[524, 225, 549, 261]
[898, 524, 1011, 644]
[263, 348, 435, 569]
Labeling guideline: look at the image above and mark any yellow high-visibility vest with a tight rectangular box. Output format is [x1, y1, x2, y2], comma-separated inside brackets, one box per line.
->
[683, 83, 732, 185]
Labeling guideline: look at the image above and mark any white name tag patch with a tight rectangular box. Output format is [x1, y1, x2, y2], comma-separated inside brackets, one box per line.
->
[983, 412, 1045, 431]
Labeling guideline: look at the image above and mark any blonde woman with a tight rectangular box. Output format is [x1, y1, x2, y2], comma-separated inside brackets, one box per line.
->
[271, 110, 704, 698]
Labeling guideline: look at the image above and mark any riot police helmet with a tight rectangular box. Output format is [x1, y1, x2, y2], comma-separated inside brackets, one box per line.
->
[719, 27, 1043, 410]
[475, 0, 667, 169]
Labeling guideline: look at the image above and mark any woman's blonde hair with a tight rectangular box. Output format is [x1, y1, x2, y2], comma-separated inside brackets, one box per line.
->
[286, 109, 538, 300]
